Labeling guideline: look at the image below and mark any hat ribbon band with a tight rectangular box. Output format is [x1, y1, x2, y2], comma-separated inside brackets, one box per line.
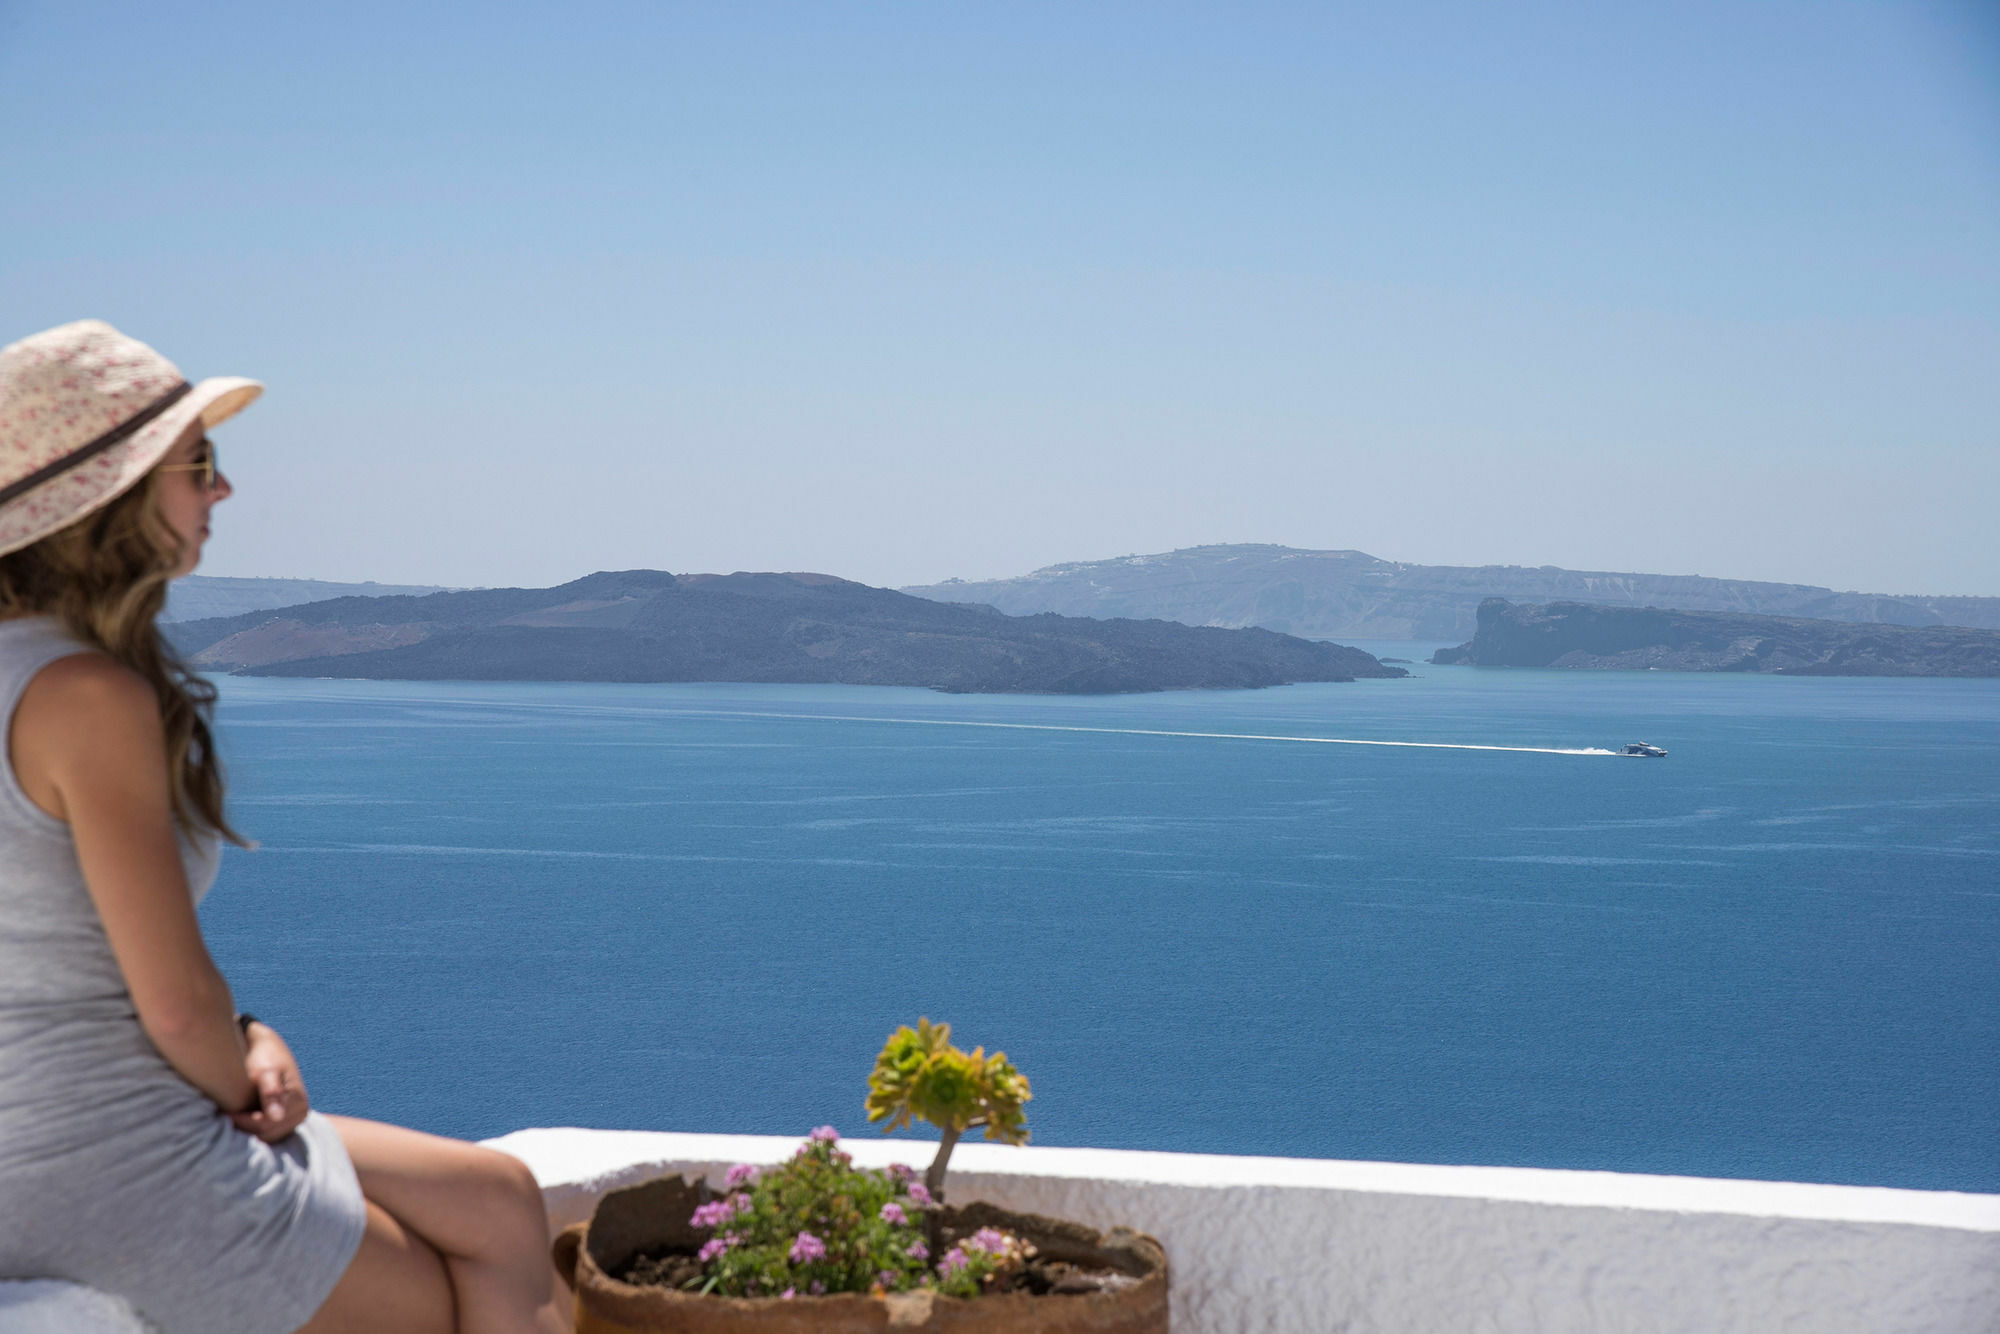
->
[0, 380, 194, 509]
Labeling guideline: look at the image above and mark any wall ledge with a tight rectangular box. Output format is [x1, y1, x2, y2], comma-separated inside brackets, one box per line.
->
[486, 1127, 2000, 1233]
[487, 1128, 2000, 1334]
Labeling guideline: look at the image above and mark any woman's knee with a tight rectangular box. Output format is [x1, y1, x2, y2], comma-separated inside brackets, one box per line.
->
[478, 1149, 550, 1241]
[332, 1116, 549, 1261]
[422, 1146, 549, 1263]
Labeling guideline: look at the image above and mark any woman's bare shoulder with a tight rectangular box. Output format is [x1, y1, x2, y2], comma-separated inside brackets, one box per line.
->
[14, 651, 164, 812]
[20, 649, 155, 721]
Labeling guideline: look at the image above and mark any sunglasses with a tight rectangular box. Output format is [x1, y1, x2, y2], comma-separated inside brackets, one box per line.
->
[156, 438, 221, 491]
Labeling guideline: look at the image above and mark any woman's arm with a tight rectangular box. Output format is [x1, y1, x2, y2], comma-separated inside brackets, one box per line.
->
[11, 652, 256, 1114]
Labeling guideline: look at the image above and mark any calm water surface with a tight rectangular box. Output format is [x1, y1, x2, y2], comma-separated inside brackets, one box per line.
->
[201, 650, 2000, 1192]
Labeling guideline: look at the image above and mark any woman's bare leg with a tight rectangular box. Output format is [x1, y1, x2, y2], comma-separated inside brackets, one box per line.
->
[327, 1114, 568, 1334]
[294, 1198, 454, 1334]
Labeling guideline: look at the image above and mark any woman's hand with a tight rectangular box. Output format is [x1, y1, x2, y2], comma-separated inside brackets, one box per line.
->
[231, 1021, 311, 1143]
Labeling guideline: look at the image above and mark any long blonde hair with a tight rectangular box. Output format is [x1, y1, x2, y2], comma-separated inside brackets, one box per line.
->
[0, 472, 245, 845]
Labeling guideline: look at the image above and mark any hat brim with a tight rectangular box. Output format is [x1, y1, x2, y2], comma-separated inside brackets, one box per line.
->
[0, 375, 264, 559]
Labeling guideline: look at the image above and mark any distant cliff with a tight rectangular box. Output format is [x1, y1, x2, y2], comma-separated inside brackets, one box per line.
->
[901, 544, 2000, 640]
[1432, 600, 2000, 677]
[167, 569, 1406, 694]
[163, 575, 450, 622]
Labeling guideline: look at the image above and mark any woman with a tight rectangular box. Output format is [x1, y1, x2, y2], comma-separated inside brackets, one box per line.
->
[0, 320, 567, 1334]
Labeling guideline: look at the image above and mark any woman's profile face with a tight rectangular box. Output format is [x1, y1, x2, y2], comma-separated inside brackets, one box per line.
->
[153, 420, 233, 577]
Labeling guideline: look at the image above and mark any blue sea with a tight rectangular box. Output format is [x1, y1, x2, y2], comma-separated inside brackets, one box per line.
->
[199, 647, 2000, 1194]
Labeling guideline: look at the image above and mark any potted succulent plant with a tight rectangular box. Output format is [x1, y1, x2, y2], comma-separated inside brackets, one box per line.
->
[553, 1019, 1169, 1331]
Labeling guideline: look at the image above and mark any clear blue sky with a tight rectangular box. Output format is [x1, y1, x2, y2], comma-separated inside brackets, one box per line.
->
[3, 1, 1995, 594]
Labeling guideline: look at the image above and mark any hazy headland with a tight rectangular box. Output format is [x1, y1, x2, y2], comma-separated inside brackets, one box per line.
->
[901, 544, 2000, 641]
[166, 570, 1403, 694]
[1435, 599, 2000, 677]
[169, 544, 2000, 686]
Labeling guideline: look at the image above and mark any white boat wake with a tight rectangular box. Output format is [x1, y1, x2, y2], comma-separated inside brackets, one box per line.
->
[676, 709, 1620, 756]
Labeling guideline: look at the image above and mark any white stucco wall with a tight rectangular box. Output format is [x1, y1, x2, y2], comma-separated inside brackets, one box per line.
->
[486, 1128, 2000, 1334]
[0, 1280, 152, 1334]
[9, 1131, 1993, 1332]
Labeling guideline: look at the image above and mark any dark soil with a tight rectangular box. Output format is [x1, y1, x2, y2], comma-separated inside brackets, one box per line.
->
[1006, 1259, 1140, 1296]
[619, 1248, 707, 1291]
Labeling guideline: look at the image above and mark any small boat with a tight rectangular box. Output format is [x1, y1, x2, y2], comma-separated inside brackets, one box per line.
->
[1621, 742, 1668, 757]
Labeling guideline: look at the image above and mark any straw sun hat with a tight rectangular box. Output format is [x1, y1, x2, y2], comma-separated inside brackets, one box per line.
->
[0, 319, 262, 559]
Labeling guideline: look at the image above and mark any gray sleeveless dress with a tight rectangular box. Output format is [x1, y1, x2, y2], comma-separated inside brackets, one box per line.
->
[0, 617, 366, 1333]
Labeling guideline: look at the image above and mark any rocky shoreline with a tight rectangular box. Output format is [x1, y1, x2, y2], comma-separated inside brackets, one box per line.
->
[1432, 599, 2000, 677]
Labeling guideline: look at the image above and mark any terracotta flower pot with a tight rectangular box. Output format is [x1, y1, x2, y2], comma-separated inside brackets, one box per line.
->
[552, 1175, 1169, 1332]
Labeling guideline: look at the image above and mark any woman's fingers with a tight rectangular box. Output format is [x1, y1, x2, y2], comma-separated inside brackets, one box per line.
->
[268, 1083, 308, 1137]
[240, 1025, 312, 1131]
[233, 1020, 312, 1140]
[231, 1108, 279, 1140]
[280, 1084, 310, 1134]
[230, 1081, 309, 1142]
[257, 1066, 288, 1118]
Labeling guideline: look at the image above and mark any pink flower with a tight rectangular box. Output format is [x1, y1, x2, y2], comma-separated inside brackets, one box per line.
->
[698, 1232, 743, 1262]
[809, 1125, 840, 1144]
[878, 1270, 898, 1289]
[965, 1227, 1007, 1255]
[790, 1231, 827, 1264]
[887, 1163, 915, 1184]
[905, 1242, 929, 1261]
[879, 1202, 907, 1226]
[939, 1247, 969, 1276]
[690, 1199, 737, 1229]
[725, 1164, 760, 1189]
[780, 1287, 795, 1300]
[905, 1182, 932, 1206]
[730, 1193, 753, 1217]
[809, 1281, 826, 1296]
